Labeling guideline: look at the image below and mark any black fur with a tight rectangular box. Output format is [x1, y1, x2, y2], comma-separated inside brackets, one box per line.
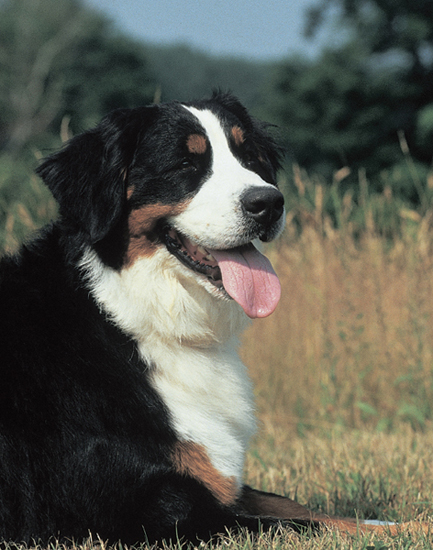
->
[0, 94, 300, 546]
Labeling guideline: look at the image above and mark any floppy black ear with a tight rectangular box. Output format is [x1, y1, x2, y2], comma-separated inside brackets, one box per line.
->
[37, 107, 155, 243]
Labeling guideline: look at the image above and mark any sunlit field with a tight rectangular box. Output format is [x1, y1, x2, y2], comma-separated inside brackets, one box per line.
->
[244, 200, 433, 435]
[2, 164, 433, 548]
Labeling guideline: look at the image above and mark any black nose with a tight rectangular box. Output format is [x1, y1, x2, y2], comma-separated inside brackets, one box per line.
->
[241, 187, 285, 227]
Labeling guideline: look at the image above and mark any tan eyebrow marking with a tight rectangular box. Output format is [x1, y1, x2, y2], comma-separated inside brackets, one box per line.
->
[231, 126, 245, 147]
[186, 134, 207, 155]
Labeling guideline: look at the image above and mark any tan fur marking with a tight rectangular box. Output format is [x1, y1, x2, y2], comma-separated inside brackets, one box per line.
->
[126, 185, 135, 200]
[187, 134, 207, 155]
[172, 441, 239, 506]
[125, 201, 190, 266]
[231, 126, 245, 147]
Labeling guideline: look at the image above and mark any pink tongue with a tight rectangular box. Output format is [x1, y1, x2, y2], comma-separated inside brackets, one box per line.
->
[209, 243, 281, 319]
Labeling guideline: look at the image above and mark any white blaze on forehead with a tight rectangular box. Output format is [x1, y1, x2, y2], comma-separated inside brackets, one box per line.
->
[172, 106, 273, 248]
[184, 105, 265, 190]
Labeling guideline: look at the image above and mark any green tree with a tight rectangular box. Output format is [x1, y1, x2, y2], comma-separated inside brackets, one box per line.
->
[0, 0, 155, 154]
[0, 0, 156, 251]
[146, 43, 273, 113]
[306, 0, 433, 161]
[306, 0, 433, 63]
[267, 0, 433, 191]
[61, 23, 156, 133]
[268, 45, 419, 176]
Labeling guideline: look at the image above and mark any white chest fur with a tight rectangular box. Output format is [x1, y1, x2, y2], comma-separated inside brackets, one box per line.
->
[80, 248, 257, 484]
[141, 339, 256, 483]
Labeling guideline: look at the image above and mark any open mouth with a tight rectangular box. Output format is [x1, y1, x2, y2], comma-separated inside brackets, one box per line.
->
[163, 226, 224, 288]
[161, 224, 282, 319]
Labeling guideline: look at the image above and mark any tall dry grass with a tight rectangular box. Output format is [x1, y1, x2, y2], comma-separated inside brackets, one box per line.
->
[242, 166, 433, 434]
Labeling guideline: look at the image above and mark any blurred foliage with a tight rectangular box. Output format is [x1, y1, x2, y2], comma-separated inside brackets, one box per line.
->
[1, 0, 433, 245]
[265, 44, 406, 177]
[305, 0, 433, 56]
[0, 0, 155, 154]
[276, 0, 433, 182]
[145, 44, 272, 112]
[0, 151, 57, 252]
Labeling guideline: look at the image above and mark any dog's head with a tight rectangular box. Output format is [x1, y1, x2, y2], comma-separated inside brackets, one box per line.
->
[37, 92, 285, 319]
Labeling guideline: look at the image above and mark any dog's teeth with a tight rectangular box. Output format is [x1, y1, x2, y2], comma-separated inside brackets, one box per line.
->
[204, 253, 215, 262]
[197, 246, 216, 263]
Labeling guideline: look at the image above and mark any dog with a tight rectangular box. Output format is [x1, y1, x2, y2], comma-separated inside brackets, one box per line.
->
[0, 92, 425, 545]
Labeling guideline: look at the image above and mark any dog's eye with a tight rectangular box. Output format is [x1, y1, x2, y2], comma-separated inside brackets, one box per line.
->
[243, 152, 257, 169]
[179, 158, 195, 171]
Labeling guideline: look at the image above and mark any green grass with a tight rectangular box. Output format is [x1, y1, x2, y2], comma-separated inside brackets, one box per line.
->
[2, 161, 433, 548]
[0, 152, 57, 253]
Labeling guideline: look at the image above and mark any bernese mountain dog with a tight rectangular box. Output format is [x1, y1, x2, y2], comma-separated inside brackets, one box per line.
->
[0, 92, 418, 545]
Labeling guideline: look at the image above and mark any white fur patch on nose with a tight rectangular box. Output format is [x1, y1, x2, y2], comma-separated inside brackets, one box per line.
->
[174, 106, 275, 248]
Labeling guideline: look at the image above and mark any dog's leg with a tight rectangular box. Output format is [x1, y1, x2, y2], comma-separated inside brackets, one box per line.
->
[238, 486, 317, 521]
[169, 445, 313, 539]
[238, 486, 430, 536]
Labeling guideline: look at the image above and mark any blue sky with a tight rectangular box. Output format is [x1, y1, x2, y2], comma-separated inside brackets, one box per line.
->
[86, 0, 331, 61]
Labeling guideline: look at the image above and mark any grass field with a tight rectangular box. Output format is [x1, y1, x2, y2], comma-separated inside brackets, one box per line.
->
[1, 163, 433, 548]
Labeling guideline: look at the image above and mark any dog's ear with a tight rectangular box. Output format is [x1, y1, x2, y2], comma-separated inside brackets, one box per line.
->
[37, 107, 156, 243]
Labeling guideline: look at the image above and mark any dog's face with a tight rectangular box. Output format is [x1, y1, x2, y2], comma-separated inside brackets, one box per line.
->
[38, 93, 284, 319]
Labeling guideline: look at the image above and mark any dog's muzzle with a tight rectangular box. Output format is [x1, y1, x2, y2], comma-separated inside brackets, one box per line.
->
[240, 187, 285, 242]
